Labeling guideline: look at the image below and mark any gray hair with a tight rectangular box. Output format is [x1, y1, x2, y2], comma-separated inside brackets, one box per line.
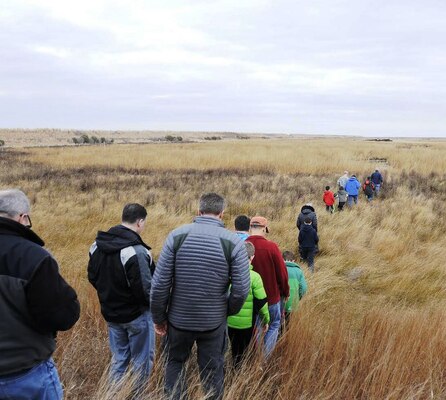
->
[0, 189, 30, 218]
[199, 193, 225, 215]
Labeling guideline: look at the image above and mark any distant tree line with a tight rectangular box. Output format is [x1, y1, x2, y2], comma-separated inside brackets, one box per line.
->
[72, 135, 114, 145]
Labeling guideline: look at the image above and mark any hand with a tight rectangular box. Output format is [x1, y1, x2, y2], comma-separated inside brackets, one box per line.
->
[154, 321, 168, 336]
[263, 324, 269, 333]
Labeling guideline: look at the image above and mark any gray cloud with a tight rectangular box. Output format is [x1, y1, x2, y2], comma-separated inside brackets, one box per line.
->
[0, 0, 445, 136]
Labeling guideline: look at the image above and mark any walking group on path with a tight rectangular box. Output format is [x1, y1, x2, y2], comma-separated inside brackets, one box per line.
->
[0, 174, 384, 399]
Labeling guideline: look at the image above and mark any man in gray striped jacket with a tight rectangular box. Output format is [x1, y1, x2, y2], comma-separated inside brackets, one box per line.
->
[151, 193, 250, 400]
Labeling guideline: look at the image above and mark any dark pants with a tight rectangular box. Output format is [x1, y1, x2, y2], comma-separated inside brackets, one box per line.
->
[227, 326, 253, 369]
[338, 201, 346, 211]
[165, 323, 226, 400]
[325, 205, 334, 213]
[300, 247, 315, 273]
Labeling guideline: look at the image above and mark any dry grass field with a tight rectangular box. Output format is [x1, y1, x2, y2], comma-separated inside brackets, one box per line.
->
[1, 137, 446, 399]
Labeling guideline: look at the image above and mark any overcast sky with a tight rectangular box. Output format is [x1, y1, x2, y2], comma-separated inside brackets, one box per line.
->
[1, 0, 445, 137]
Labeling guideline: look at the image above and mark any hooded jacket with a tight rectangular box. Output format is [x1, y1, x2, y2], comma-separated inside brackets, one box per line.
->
[298, 224, 319, 249]
[284, 261, 308, 313]
[345, 177, 361, 196]
[88, 225, 155, 324]
[336, 189, 348, 203]
[296, 205, 318, 232]
[0, 217, 80, 376]
[323, 190, 335, 206]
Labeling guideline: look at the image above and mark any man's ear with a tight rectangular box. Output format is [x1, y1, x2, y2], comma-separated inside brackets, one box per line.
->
[218, 210, 224, 220]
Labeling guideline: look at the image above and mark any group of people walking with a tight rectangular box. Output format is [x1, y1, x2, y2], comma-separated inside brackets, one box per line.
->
[323, 169, 384, 211]
[1, 189, 311, 400]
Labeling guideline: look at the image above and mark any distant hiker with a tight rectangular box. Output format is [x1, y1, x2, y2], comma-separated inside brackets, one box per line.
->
[234, 215, 250, 241]
[371, 169, 383, 196]
[88, 203, 156, 394]
[345, 174, 361, 206]
[282, 251, 307, 326]
[0, 189, 80, 399]
[298, 217, 319, 273]
[335, 186, 348, 211]
[227, 241, 269, 369]
[323, 186, 336, 213]
[297, 203, 318, 232]
[363, 177, 375, 202]
[151, 193, 250, 400]
[247, 216, 289, 357]
[337, 171, 349, 189]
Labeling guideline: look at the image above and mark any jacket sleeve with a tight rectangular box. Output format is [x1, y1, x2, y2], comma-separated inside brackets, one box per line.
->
[314, 230, 319, 245]
[272, 244, 290, 298]
[297, 268, 308, 299]
[312, 214, 318, 232]
[125, 248, 153, 305]
[25, 256, 80, 333]
[150, 234, 175, 324]
[296, 215, 301, 229]
[227, 241, 250, 316]
[298, 229, 303, 244]
[252, 273, 270, 324]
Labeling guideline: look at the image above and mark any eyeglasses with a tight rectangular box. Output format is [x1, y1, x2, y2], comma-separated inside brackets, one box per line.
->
[20, 213, 32, 228]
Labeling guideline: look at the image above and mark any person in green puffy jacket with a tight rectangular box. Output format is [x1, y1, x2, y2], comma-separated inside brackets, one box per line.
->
[282, 251, 307, 327]
[227, 242, 269, 369]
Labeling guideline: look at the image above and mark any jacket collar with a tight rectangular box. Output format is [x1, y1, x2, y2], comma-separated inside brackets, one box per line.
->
[0, 216, 45, 246]
[193, 215, 225, 227]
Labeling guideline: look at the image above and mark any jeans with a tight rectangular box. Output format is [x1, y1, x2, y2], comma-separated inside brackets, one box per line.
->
[165, 322, 226, 400]
[107, 310, 155, 393]
[264, 302, 281, 357]
[0, 358, 63, 400]
[374, 184, 381, 196]
[347, 195, 358, 206]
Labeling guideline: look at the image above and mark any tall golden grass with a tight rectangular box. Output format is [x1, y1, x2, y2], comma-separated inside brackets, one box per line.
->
[1, 138, 446, 399]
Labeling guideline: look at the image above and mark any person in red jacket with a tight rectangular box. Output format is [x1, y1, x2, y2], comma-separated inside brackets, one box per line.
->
[323, 186, 336, 213]
[246, 216, 289, 357]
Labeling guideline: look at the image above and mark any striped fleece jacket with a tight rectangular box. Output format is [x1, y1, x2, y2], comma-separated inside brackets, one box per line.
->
[150, 216, 250, 331]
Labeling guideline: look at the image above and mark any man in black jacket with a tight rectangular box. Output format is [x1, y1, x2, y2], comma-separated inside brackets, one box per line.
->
[0, 189, 80, 399]
[88, 203, 156, 394]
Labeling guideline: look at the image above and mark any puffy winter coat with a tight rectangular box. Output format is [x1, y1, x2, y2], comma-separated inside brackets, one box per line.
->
[296, 205, 318, 232]
[227, 265, 270, 329]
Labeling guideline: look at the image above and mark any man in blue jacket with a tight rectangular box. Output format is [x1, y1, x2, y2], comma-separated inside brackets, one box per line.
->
[371, 169, 384, 196]
[151, 193, 250, 400]
[345, 174, 361, 206]
[0, 189, 80, 399]
[88, 203, 156, 395]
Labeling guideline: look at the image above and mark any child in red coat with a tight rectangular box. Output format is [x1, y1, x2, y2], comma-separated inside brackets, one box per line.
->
[323, 186, 335, 213]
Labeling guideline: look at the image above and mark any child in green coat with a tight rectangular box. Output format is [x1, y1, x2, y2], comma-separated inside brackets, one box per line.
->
[282, 251, 307, 327]
[227, 242, 270, 369]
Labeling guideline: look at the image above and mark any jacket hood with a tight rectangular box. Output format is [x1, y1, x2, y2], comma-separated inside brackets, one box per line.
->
[301, 223, 315, 232]
[301, 205, 315, 213]
[95, 225, 150, 253]
[0, 216, 45, 246]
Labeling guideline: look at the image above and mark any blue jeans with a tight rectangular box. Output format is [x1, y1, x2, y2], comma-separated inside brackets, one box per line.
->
[0, 358, 63, 400]
[374, 183, 381, 196]
[108, 310, 155, 391]
[264, 302, 281, 357]
[347, 195, 358, 206]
